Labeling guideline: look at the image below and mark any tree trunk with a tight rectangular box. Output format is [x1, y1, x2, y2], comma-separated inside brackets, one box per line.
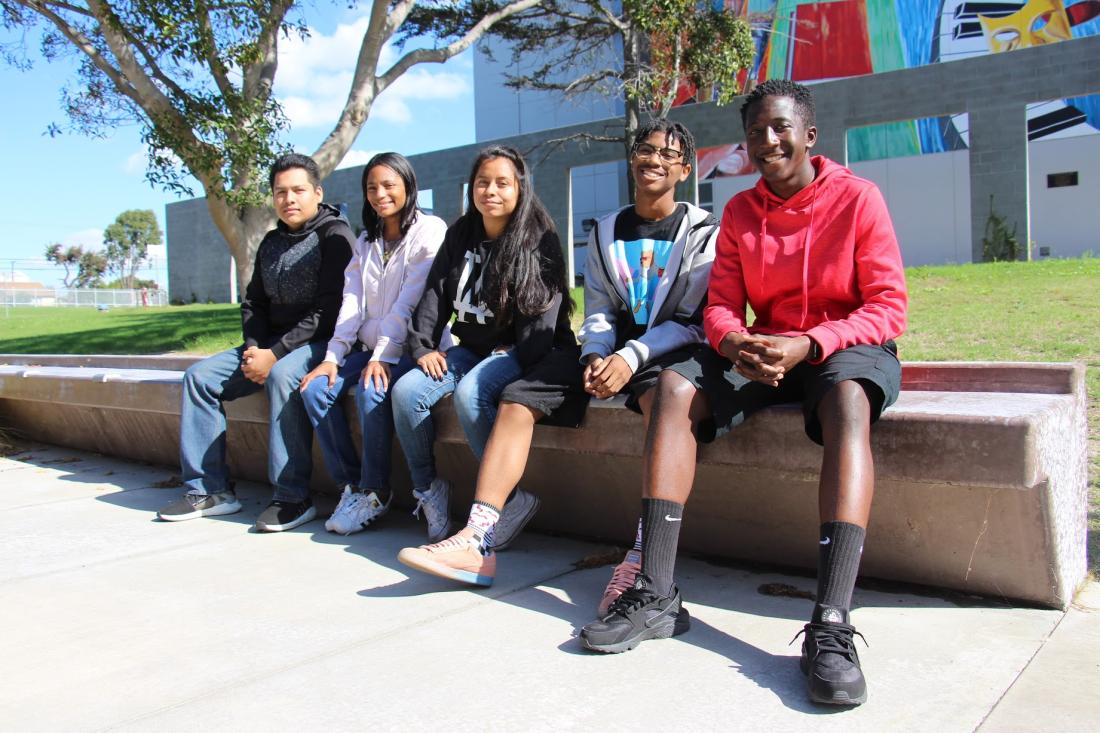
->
[204, 195, 275, 301]
[622, 25, 645, 203]
[623, 96, 641, 203]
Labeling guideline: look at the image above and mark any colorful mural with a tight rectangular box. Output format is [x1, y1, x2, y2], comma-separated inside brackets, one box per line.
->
[694, 0, 1100, 179]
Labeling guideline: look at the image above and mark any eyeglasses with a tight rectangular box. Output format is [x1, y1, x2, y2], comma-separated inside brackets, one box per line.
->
[632, 143, 685, 165]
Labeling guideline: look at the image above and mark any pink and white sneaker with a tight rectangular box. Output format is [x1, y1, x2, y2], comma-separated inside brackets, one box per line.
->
[397, 527, 497, 587]
[597, 550, 642, 616]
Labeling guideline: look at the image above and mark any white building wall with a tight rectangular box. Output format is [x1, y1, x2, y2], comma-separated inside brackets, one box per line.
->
[851, 151, 972, 267]
[1028, 134, 1100, 258]
[707, 135, 1100, 267]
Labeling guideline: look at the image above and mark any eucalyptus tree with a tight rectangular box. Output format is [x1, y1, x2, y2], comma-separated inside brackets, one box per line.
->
[2, 0, 541, 290]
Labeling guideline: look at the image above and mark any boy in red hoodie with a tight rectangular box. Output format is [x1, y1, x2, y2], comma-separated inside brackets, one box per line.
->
[585, 80, 907, 705]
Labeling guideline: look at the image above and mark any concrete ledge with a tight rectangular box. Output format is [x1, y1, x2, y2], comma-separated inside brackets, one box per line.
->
[0, 355, 1088, 608]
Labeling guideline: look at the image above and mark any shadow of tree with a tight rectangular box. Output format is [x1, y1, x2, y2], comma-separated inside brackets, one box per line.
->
[0, 307, 239, 354]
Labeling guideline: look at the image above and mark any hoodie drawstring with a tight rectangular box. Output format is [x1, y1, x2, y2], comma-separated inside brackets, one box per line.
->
[759, 198, 769, 283]
[799, 187, 818, 330]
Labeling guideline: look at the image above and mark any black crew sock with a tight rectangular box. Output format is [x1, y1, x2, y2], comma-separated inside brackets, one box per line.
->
[640, 498, 684, 598]
[813, 521, 866, 624]
[373, 487, 392, 504]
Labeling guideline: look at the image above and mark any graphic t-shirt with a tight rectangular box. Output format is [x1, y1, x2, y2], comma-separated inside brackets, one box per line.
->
[451, 239, 495, 327]
[612, 204, 686, 325]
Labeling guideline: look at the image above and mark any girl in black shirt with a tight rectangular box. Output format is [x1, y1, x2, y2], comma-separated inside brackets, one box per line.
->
[391, 147, 575, 556]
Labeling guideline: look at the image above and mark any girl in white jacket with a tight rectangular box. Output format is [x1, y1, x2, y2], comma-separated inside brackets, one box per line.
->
[300, 152, 448, 535]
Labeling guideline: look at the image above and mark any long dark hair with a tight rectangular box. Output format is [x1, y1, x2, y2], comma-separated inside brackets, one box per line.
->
[360, 152, 420, 241]
[458, 145, 570, 327]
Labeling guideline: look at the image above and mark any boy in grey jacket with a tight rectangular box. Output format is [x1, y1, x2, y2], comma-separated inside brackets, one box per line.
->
[576, 119, 717, 643]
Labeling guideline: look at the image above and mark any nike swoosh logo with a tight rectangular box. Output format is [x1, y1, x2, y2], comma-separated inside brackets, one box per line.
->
[665, 515, 681, 522]
[820, 537, 831, 545]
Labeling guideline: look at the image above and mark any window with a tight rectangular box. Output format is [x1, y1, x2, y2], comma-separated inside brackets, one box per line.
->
[1047, 171, 1078, 188]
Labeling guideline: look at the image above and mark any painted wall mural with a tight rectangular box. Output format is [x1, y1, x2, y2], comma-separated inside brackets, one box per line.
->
[695, 0, 1100, 180]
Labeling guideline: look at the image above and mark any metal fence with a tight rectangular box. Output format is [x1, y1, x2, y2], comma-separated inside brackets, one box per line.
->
[0, 287, 169, 308]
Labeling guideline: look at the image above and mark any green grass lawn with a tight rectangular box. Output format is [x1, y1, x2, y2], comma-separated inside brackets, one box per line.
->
[0, 303, 242, 355]
[3, 257, 1099, 572]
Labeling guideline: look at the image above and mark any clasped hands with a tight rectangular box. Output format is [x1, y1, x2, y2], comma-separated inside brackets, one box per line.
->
[720, 332, 813, 387]
[241, 346, 276, 384]
[583, 353, 632, 400]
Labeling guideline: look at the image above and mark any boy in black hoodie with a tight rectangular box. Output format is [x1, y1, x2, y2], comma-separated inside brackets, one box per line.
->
[157, 153, 353, 532]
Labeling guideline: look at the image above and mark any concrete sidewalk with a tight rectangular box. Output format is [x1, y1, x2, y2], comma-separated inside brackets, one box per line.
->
[1, 443, 1097, 733]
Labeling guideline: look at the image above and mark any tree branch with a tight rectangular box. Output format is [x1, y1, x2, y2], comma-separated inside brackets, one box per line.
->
[524, 129, 623, 166]
[194, 0, 236, 101]
[376, 0, 542, 93]
[36, 0, 93, 17]
[76, 0, 221, 191]
[241, 0, 292, 103]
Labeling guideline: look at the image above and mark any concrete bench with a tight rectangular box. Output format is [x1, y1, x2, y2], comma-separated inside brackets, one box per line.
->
[0, 354, 1088, 609]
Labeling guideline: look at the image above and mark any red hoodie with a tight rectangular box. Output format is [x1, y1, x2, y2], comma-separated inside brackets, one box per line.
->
[704, 156, 907, 362]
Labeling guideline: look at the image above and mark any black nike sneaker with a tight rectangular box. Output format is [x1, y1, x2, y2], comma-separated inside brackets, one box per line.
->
[580, 577, 691, 654]
[794, 606, 868, 705]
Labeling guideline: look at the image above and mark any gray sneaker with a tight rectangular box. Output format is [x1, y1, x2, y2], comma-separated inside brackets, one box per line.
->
[492, 488, 541, 551]
[158, 491, 242, 521]
[413, 478, 453, 543]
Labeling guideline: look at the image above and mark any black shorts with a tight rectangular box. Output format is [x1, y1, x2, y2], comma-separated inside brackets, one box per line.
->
[659, 341, 901, 445]
[499, 345, 589, 428]
[624, 350, 688, 413]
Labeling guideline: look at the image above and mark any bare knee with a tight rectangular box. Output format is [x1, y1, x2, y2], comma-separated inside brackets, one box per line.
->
[497, 400, 540, 427]
[655, 370, 709, 420]
[654, 369, 695, 407]
[819, 381, 871, 438]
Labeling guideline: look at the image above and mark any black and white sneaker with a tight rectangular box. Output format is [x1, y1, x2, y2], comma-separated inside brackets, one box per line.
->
[579, 577, 691, 654]
[157, 491, 242, 521]
[255, 498, 317, 532]
[794, 607, 868, 705]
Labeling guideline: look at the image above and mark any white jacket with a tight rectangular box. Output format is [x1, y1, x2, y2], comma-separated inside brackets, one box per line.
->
[324, 212, 450, 365]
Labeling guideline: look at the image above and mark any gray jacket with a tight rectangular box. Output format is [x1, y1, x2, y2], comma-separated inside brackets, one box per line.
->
[578, 203, 718, 372]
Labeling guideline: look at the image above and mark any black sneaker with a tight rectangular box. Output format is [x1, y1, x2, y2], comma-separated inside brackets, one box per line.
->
[794, 609, 868, 705]
[579, 577, 691, 654]
[158, 491, 242, 521]
[255, 498, 317, 532]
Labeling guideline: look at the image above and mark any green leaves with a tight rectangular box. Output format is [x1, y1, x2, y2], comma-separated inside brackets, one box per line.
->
[103, 208, 162, 287]
[8, 0, 298, 206]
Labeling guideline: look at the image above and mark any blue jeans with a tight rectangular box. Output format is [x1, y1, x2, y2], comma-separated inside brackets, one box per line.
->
[391, 346, 523, 489]
[300, 350, 414, 491]
[179, 342, 324, 502]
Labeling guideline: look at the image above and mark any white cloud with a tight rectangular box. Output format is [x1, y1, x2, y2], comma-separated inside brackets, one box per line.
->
[122, 147, 183, 177]
[0, 270, 32, 283]
[63, 228, 105, 250]
[123, 149, 146, 175]
[274, 17, 471, 130]
[336, 149, 382, 170]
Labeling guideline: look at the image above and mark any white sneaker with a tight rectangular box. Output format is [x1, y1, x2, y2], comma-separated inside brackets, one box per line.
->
[413, 478, 454, 544]
[329, 489, 391, 535]
[326, 485, 358, 532]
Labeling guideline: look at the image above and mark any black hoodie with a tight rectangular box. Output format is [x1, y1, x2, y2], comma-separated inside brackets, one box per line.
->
[240, 203, 354, 358]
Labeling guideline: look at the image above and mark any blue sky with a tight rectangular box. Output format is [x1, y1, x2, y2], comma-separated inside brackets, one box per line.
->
[0, 5, 478, 288]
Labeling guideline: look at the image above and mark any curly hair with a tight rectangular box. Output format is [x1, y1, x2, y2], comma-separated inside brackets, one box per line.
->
[740, 79, 816, 130]
[632, 118, 697, 166]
